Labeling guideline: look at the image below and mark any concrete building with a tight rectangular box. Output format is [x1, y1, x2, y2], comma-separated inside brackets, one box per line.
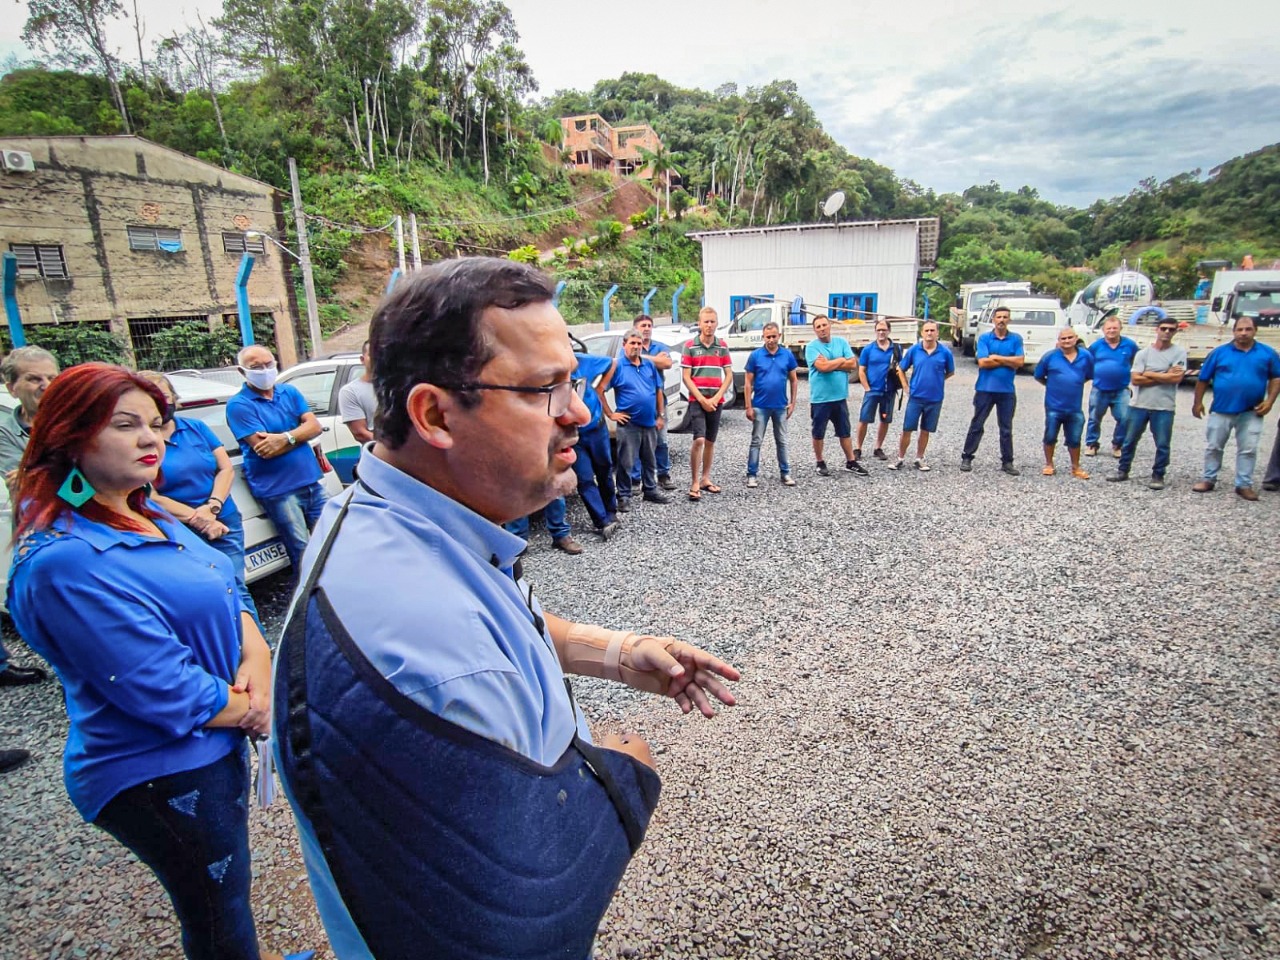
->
[690, 218, 941, 322]
[0, 135, 300, 367]
[559, 114, 673, 184]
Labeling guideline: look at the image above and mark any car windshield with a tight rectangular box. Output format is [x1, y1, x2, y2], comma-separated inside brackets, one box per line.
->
[1234, 291, 1280, 324]
[179, 400, 238, 450]
[1010, 309, 1060, 326]
[584, 337, 618, 357]
[970, 291, 1023, 312]
[735, 307, 773, 332]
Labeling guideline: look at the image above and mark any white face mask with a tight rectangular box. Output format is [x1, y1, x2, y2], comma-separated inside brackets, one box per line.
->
[242, 364, 278, 390]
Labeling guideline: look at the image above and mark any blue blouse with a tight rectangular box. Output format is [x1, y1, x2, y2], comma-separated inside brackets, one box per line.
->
[6, 507, 247, 821]
[157, 416, 241, 522]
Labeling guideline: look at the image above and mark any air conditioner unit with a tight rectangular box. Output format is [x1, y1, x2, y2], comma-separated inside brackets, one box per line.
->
[2, 150, 36, 174]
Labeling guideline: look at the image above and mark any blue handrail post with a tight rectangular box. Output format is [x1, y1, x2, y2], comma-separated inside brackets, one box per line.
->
[642, 287, 657, 316]
[923, 293, 930, 321]
[671, 283, 687, 325]
[235, 253, 256, 347]
[386, 269, 402, 296]
[2, 253, 27, 348]
[602, 284, 619, 330]
[552, 280, 566, 308]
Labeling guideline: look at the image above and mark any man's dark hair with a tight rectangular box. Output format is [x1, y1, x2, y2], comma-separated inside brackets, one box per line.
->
[1233, 315, 1257, 331]
[371, 258, 555, 447]
[993, 306, 1011, 318]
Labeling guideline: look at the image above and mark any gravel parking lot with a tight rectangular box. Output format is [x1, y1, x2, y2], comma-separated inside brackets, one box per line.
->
[3, 358, 1279, 959]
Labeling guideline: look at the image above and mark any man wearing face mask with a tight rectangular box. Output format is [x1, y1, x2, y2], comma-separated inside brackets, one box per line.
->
[226, 345, 329, 571]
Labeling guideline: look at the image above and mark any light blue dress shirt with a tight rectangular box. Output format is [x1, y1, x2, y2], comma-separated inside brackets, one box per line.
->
[276, 445, 592, 958]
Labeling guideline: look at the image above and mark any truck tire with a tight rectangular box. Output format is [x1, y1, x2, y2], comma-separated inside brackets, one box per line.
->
[962, 337, 975, 357]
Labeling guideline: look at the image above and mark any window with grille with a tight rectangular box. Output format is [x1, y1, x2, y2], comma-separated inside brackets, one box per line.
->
[222, 232, 267, 255]
[127, 226, 184, 253]
[8, 243, 68, 279]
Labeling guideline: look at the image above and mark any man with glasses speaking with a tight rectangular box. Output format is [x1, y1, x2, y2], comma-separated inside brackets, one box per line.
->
[273, 258, 738, 960]
[1108, 316, 1187, 490]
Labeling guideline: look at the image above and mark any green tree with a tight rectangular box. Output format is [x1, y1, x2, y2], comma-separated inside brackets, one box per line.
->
[22, 0, 132, 131]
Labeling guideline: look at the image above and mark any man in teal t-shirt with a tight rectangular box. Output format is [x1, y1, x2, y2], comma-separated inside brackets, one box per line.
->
[803, 315, 868, 477]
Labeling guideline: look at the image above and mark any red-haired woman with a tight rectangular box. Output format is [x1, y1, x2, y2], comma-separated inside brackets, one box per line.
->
[6, 363, 309, 960]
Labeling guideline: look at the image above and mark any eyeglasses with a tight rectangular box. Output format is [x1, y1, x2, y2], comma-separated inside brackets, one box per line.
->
[445, 378, 586, 417]
[1157, 326, 1177, 333]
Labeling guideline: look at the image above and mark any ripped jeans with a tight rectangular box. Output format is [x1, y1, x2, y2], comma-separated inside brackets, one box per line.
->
[94, 743, 258, 960]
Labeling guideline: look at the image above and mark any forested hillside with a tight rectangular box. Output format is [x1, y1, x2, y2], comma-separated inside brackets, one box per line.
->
[3, 0, 1278, 327]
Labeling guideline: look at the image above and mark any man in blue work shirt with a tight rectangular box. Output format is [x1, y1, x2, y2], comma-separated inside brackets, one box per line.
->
[597, 328, 670, 510]
[1034, 326, 1095, 479]
[744, 321, 799, 487]
[572, 349, 621, 539]
[273, 258, 738, 959]
[961, 306, 1024, 476]
[1191, 316, 1280, 501]
[1085, 316, 1139, 458]
[889, 320, 955, 472]
[855, 319, 907, 462]
[627, 315, 677, 491]
[805, 314, 868, 477]
[225, 344, 329, 571]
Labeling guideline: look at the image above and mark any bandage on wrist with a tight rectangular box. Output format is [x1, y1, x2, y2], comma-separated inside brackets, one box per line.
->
[561, 625, 673, 694]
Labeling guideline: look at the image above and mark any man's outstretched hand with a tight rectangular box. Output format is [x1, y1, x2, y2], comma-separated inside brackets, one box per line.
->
[629, 638, 740, 717]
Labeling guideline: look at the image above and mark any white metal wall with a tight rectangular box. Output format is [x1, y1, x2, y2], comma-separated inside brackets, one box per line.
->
[699, 223, 922, 321]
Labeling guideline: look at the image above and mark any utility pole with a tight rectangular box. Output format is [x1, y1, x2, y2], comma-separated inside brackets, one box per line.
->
[409, 213, 422, 270]
[288, 157, 323, 359]
[395, 216, 407, 272]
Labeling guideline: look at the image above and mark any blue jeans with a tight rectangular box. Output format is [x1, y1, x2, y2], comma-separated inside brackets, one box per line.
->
[962, 391, 1017, 464]
[257, 481, 329, 573]
[94, 745, 258, 960]
[1203, 410, 1265, 488]
[504, 497, 571, 541]
[615, 422, 657, 498]
[747, 408, 791, 477]
[1043, 408, 1085, 449]
[201, 511, 260, 624]
[630, 418, 670, 481]
[1118, 408, 1174, 479]
[1087, 386, 1130, 449]
[572, 421, 617, 529]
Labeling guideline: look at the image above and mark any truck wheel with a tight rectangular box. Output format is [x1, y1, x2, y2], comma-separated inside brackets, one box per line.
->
[962, 337, 975, 357]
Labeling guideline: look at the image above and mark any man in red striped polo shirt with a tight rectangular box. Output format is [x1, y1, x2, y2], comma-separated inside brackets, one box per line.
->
[681, 306, 733, 500]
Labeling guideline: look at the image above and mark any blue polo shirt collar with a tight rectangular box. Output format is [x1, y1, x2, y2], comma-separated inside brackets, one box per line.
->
[49, 503, 180, 553]
[355, 446, 527, 570]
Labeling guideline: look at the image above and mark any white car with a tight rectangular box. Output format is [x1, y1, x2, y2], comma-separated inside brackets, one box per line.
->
[577, 332, 696, 432]
[276, 354, 367, 485]
[975, 296, 1069, 368]
[0, 375, 343, 610]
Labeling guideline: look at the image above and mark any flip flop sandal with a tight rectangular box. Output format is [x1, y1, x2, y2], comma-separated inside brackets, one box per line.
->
[687, 489, 702, 501]
[700, 483, 722, 494]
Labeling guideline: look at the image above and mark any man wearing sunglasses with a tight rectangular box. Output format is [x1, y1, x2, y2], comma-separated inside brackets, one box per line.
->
[1109, 318, 1186, 489]
[275, 259, 738, 959]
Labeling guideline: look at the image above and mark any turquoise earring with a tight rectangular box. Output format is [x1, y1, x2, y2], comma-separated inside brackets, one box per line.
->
[57, 467, 96, 508]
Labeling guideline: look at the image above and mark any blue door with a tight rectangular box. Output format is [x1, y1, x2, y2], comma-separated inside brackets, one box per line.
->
[828, 293, 878, 322]
[730, 294, 773, 320]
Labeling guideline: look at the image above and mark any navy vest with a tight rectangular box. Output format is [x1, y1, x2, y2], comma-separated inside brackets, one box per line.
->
[274, 491, 662, 959]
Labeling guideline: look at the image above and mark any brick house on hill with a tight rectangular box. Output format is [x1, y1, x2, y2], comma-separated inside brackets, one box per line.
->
[559, 114, 678, 188]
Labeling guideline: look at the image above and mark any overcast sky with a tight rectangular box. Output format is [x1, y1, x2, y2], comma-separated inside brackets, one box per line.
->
[3, 0, 1277, 208]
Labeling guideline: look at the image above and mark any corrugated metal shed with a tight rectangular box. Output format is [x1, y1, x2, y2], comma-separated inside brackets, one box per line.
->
[689, 218, 939, 321]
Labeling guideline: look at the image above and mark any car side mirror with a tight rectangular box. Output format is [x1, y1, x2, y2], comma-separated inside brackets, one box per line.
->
[1211, 297, 1223, 312]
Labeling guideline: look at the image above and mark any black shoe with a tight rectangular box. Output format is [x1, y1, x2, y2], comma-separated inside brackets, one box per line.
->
[642, 492, 670, 504]
[1106, 472, 1129, 483]
[872, 448, 888, 461]
[0, 665, 47, 687]
[0, 749, 31, 774]
[657, 474, 677, 491]
[846, 460, 870, 477]
[1001, 463, 1021, 477]
[1263, 481, 1280, 492]
[598, 521, 620, 541]
[816, 461, 830, 477]
[852, 448, 863, 461]
[616, 499, 631, 513]
[959, 458, 973, 473]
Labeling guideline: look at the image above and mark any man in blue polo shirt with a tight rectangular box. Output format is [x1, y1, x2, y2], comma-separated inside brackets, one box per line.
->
[744, 321, 799, 487]
[572, 350, 621, 539]
[961, 306, 1024, 475]
[855, 319, 907, 462]
[627, 315, 677, 491]
[1191, 316, 1280, 501]
[805, 314, 868, 477]
[597, 329, 670, 510]
[1034, 326, 1095, 479]
[890, 321, 955, 472]
[225, 344, 329, 571]
[1085, 316, 1139, 458]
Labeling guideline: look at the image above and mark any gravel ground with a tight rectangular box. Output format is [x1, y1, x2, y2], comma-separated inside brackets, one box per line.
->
[3, 358, 1279, 960]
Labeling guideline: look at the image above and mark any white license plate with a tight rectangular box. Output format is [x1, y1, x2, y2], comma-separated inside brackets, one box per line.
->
[245, 539, 289, 571]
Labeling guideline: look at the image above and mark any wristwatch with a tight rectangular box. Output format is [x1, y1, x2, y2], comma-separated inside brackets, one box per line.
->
[285, 431, 297, 446]
[206, 498, 223, 517]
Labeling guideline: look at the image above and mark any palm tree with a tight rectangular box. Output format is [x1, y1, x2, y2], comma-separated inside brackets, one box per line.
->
[637, 144, 683, 219]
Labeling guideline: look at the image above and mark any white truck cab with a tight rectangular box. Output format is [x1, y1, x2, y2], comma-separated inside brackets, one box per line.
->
[951, 281, 1033, 356]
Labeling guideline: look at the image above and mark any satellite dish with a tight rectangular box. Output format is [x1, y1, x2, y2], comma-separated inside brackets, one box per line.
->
[822, 191, 846, 217]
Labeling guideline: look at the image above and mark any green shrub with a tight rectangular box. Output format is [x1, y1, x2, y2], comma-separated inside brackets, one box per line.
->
[0, 323, 129, 368]
[145, 321, 242, 371]
[508, 244, 542, 264]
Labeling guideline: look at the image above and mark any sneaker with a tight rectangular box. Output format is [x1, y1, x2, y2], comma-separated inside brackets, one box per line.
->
[846, 459, 870, 477]
[915, 459, 931, 472]
[873, 448, 888, 461]
[1147, 477, 1166, 491]
[1262, 481, 1280, 492]
[1106, 472, 1129, 483]
[657, 474, 677, 491]
[1112, 446, 1123, 459]
[887, 459, 904, 471]
[816, 461, 830, 477]
[642, 492, 670, 504]
[616, 498, 631, 513]
[598, 521, 620, 541]
[0, 665, 47, 687]
[959, 458, 973, 473]
[1085, 445, 1099, 457]
[0, 748, 31, 774]
[746, 476, 759, 488]
[782, 474, 796, 486]
[552, 536, 584, 555]
[1071, 468, 1091, 480]
[1001, 463, 1021, 477]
